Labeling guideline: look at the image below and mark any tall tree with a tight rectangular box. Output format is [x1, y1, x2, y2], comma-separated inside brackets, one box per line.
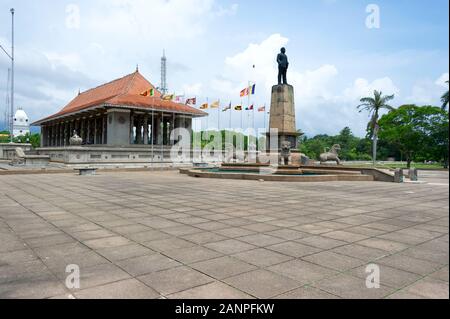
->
[357, 90, 395, 165]
[378, 105, 449, 168]
[441, 81, 449, 110]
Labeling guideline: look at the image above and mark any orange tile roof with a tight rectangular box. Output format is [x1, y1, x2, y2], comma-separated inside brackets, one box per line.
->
[33, 71, 207, 125]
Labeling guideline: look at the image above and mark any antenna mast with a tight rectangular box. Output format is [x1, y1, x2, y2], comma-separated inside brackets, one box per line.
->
[4, 69, 10, 131]
[161, 50, 167, 95]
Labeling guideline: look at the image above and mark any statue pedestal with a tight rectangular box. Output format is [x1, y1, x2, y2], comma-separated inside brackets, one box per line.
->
[266, 84, 302, 151]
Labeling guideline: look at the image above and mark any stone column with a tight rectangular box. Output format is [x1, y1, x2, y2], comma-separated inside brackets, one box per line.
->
[59, 122, 63, 146]
[60, 122, 63, 146]
[143, 115, 149, 145]
[51, 124, 55, 146]
[136, 115, 142, 144]
[97, 117, 101, 144]
[46, 125, 50, 147]
[57, 124, 60, 146]
[130, 113, 135, 144]
[42, 125, 46, 147]
[106, 109, 131, 146]
[102, 115, 107, 145]
[67, 121, 71, 145]
[93, 117, 97, 145]
[267, 84, 301, 150]
[74, 120, 79, 138]
[54, 123, 58, 146]
[80, 119, 85, 144]
[47, 125, 50, 146]
[69, 121, 73, 144]
[54, 123, 57, 147]
[40, 126, 45, 147]
[97, 116, 101, 144]
[170, 113, 175, 145]
[56, 123, 60, 146]
[61, 122, 65, 146]
[153, 113, 159, 145]
[163, 115, 168, 145]
[48, 125, 51, 146]
[87, 119, 91, 145]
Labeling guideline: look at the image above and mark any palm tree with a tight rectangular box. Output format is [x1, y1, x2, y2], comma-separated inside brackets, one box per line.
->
[441, 81, 449, 110]
[357, 90, 395, 165]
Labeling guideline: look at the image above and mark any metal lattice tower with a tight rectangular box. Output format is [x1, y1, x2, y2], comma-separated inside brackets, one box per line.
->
[160, 50, 168, 95]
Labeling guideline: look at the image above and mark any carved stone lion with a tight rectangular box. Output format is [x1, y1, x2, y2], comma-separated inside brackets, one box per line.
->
[320, 144, 341, 165]
[280, 141, 291, 165]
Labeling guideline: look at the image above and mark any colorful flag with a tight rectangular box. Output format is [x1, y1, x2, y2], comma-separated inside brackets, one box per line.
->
[258, 106, 266, 112]
[186, 97, 197, 105]
[210, 100, 220, 109]
[200, 103, 208, 110]
[162, 94, 174, 101]
[140, 88, 155, 97]
[222, 102, 232, 112]
[240, 87, 249, 97]
[234, 105, 242, 111]
[240, 84, 256, 97]
[174, 95, 185, 103]
[246, 104, 254, 111]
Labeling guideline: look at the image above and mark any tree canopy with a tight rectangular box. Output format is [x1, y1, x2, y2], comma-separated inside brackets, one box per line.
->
[300, 127, 373, 161]
[378, 105, 449, 167]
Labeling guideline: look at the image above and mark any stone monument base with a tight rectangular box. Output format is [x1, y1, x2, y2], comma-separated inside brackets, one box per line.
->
[265, 84, 303, 151]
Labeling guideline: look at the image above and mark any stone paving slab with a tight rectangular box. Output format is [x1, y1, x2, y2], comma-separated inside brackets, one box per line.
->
[0, 170, 448, 299]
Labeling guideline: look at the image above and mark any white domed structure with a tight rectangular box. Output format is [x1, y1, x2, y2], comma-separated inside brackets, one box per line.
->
[13, 108, 30, 137]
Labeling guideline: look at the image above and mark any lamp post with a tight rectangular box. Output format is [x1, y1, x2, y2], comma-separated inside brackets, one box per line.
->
[0, 8, 14, 143]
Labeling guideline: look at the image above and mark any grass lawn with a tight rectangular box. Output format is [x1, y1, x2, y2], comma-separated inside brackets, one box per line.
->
[343, 162, 447, 170]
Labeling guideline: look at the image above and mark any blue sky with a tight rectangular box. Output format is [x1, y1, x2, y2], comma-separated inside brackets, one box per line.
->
[0, 0, 448, 136]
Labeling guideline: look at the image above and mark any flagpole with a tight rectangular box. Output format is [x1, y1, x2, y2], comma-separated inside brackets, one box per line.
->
[247, 81, 251, 133]
[206, 97, 209, 132]
[252, 102, 255, 134]
[161, 111, 164, 163]
[264, 104, 267, 133]
[151, 107, 154, 168]
[240, 99, 243, 130]
[217, 99, 220, 132]
[229, 102, 232, 130]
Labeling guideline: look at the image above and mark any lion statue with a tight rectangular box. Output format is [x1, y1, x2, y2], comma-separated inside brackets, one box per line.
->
[280, 141, 291, 165]
[320, 144, 341, 165]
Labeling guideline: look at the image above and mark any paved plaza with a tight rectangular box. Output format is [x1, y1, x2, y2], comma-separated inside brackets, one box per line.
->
[0, 170, 448, 299]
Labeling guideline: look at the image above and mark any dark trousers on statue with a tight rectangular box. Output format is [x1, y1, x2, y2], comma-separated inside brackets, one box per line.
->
[278, 67, 287, 85]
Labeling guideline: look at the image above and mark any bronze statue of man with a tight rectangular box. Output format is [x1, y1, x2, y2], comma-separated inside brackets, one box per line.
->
[277, 47, 289, 85]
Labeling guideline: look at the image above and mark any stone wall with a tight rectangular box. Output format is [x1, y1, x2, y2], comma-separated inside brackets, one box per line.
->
[0, 143, 32, 160]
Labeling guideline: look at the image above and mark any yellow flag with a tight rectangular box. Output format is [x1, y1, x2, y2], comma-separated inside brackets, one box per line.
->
[200, 103, 208, 110]
[210, 100, 220, 109]
[162, 94, 174, 101]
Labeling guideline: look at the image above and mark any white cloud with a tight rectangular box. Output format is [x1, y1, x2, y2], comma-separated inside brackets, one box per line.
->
[212, 33, 397, 137]
[224, 33, 289, 93]
[0, 36, 94, 125]
[65, 4, 81, 30]
[182, 83, 203, 96]
[85, 0, 216, 42]
[43, 52, 83, 72]
[214, 3, 239, 17]
[435, 72, 449, 87]
[342, 77, 400, 101]
[291, 65, 338, 101]
[405, 73, 449, 105]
